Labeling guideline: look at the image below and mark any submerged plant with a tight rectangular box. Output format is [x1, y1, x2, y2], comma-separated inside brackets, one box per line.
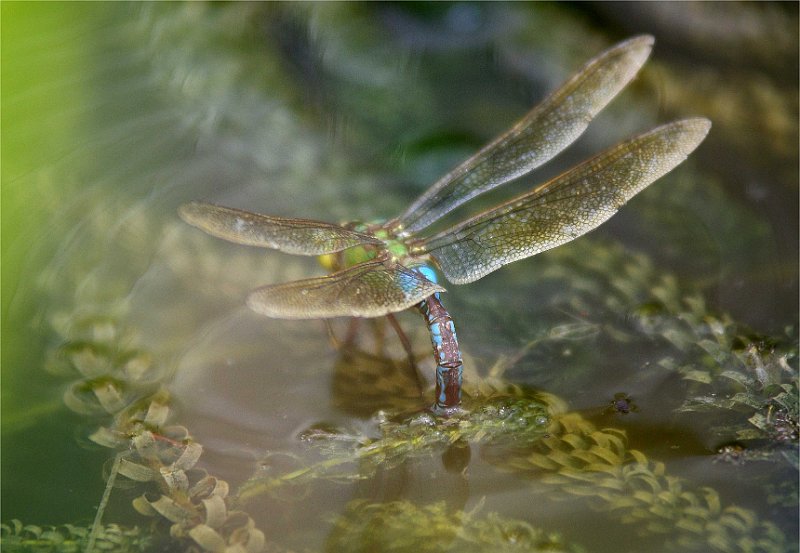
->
[647, 306, 799, 465]
[326, 500, 579, 553]
[239, 391, 552, 502]
[0, 520, 149, 553]
[502, 237, 799, 467]
[504, 411, 789, 553]
[44, 314, 267, 553]
[239, 371, 790, 553]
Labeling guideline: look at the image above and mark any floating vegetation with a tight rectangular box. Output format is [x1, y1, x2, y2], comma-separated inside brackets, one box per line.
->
[712, 442, 766, 466]
[239, 390, 551, 502]
[241, 372, 790, 553]
[1, 520, 149, 553]
[513, 238, 798, 467]
[504, 411, 789, 553]
[326, 500, 579, 553]
[643, 300, 799, 465]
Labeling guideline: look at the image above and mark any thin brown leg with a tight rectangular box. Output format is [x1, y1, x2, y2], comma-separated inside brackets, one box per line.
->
[325, 320, 342, 350]
[386, 313, 426, 396]
[326, 318, 362, 353]
[371, 317, 387, 355]
[343, 318, 361, 348]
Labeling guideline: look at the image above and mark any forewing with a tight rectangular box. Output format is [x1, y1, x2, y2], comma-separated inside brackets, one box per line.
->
[179, 202, 381, 255]
[396, 35, 654, 234]
[246, 260, 445, 319]
[420, 118, 711, 284]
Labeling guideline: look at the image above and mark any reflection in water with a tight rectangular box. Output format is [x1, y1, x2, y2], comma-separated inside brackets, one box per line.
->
[3, 2, 798, 553]
[330, 344, 429, 417]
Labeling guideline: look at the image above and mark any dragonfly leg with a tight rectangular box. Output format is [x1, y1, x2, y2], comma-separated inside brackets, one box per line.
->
[418, 293, 463, 413]
[325, 318, 365, 357]
[343, 318, 361, 349]
[370, 317, 388, 355]
[386, 313, 426, 397]
[324, 320, 342, 350]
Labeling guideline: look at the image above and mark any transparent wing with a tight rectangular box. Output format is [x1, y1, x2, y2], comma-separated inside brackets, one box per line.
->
[419, 118, 711, 284]
[396, 35, 654, 235]
[179, 202, 381, 255]
[246, 260, 445, 319]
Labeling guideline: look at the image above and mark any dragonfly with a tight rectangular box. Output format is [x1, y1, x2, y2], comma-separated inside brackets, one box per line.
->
[179, 36, 710, 414]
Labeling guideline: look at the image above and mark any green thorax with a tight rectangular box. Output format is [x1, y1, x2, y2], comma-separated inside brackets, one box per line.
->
[319, 220, 413, 271]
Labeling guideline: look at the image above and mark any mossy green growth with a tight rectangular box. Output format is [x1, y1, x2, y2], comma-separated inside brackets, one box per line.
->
[492, 411, 790, 553]
[495, 237, 798, 468]
[640, 295, 799, 465]
[238, 393, 550, 502]
[325, 500, 581, 553]
[0, 520, 150, 553]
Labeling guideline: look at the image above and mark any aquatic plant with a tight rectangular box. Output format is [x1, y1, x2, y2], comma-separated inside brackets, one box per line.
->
[238, 391, 551, 501]
[240, 372, 790, 553]
[508, 411, 789, 553]
[634, 292, 798, 465]
[45, 314, 267, 553]
[326, 500, 579, 553]
[0, 520, 149, 553]
[504, 237, 799, 467]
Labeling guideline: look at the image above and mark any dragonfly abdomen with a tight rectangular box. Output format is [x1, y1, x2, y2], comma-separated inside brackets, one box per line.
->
[418, 292, 463, 412]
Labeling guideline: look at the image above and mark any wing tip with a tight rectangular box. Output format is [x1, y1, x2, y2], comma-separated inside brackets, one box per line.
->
[612, 34, 655, 65]
[625, 34, 656, 48]
[246, 289, 293, 319]
[684, 116, 712, 135]
[177, 200, 214, 226]
[670, 117, 713, 154]
[177, 201, 196, 221]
